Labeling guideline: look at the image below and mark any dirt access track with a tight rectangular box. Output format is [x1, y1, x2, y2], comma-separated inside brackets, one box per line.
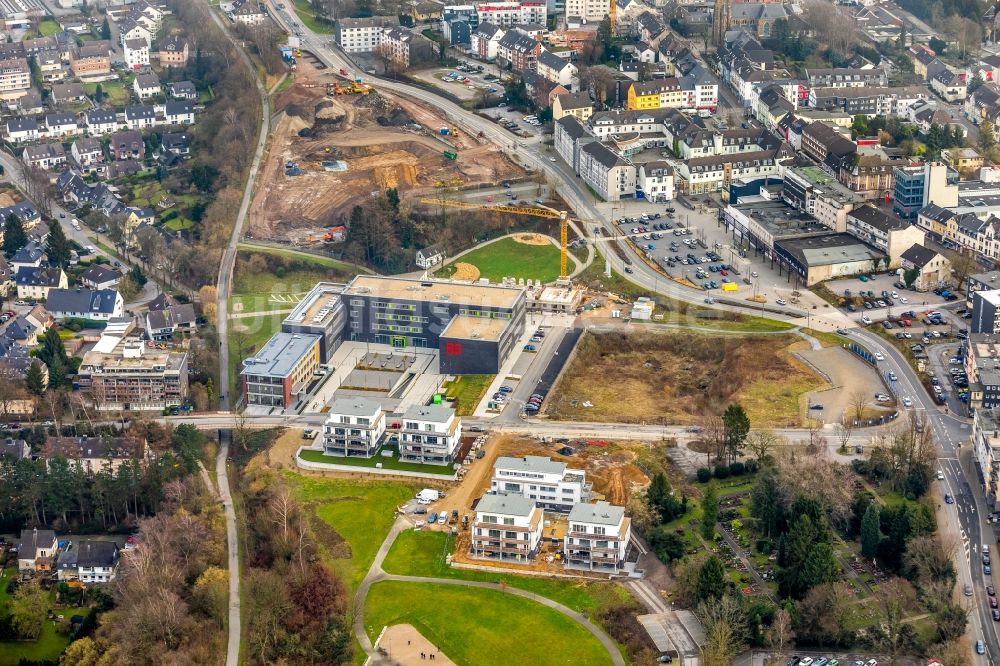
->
[249, 59, 522, 244]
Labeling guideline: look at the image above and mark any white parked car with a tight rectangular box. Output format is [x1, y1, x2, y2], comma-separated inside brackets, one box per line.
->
[901, 397, 912, 407]
[874, 352, 885, 361]
[776, 298, 787, 306]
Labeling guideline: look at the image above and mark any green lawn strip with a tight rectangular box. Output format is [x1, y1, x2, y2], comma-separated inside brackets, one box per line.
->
[364, 580, 612, 666]
[37, 19, 60, 36]
[442, 374, 494, 415]
[233, 266, 346, 296]
[227, 310, 284, 397]
[436, 237, 573, 284]
[236, 243, 363, 274]
[0, 571, 87, 666]
[382, 530, 628, 618]
[290, 0, 336, 33]
[298, 448, 454, 475]
[802, 327, 850, 348]
[273, 74, 294, 94]
[286, 474, 417, 591]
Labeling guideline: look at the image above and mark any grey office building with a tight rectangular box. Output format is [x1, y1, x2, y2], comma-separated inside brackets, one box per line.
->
[973, 290, 1000, 335]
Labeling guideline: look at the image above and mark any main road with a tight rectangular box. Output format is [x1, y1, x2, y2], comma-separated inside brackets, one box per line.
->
[261, 7, 996, 660]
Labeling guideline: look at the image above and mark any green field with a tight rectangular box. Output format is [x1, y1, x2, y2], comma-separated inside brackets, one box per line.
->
[298, 449, 455, 476]
[83, 80, 129, 106]
[290, 0, 336, 33]
[0, 567, 87, 666]
[364, 581, 613, 666]
[37, 19, 60, 36]
[286, 474, 417, 590]
[383, 530, 629, 617]
[442, 374, 493, 415]
[436, 237, 573, 284]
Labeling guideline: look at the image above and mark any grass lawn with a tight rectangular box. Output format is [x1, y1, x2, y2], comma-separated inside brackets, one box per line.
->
[435, 237, 573, 284]
[290, 0, 336, 33]
[298, 448, 455, 476]
[382, 530, 630, 618]
[364, 580, 613, 666]
[286, 474, 417, 590]
[236, 243, 363, 273]
[273, 74, 294, 94]
[0, 568, 87, 666]
[83, 81, 129, 106]
[442, 374, 494, 416]
[164, 217, 195, 231]
[37, 19, 60, 36]
[227, 310, 284, 396]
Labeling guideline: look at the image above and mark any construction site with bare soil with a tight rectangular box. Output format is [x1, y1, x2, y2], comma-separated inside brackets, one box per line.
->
[249, 59, 523, 246]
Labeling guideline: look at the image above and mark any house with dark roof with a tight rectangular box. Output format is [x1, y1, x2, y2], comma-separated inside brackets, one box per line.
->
[71, 137, 104, 170]
[50, 82, 87, 104]
[56, 540, 121, 583]
[554, 114, 590, 171]
[146, 303, 197, 339]
[11, 241, 45, 271]
[84, 108, 119, 135]
[900, 243, 950, 292]
[553, 92, 593, 121]
[42, 435, 147, 475]
[159, 34, 189, 68]
[15, 266, 68, 300]
[17, 528, 58, 572]
[536, 49, 577, 89]
[168, 80, 197, 100]
[846, 206, 926, 268]
[133, 72, 162, 99]
[111, 130, 145, 161]
[0, 201, 41, 229]
[4, 117, 39, 143]
[415, 244, 446, 270]
[79, 264, 123, 290]
[159, 132, 190, 156]
[931, 68, 968, 102]
[578, 141, 636, 202]
[0, 438, 29, 460]
[162, 100, 194, 125]
[124, 105, 156, 129]
[44, 112, 79, 137]
[45, 288, 124, 321]
[22, 143, 66, 171]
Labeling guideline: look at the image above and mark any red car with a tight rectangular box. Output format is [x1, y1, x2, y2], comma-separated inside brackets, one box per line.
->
[991, 597, 998, 609]
[720, 270, 729, 276]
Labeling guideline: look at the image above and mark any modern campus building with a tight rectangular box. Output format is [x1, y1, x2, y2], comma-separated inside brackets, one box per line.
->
[240, 332, 320, 408]
[564, 501, 632, 572]
[321, 397, 387, 458]
[399, 404, 461, 465]
[246, 278, 528, 405]
[471, 492, 544, 561]
[490, 455, 593, 512]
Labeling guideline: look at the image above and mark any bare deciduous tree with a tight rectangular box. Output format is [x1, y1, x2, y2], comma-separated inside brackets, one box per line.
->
[746, 429, 779, 462]
[849, 390, 869, 422]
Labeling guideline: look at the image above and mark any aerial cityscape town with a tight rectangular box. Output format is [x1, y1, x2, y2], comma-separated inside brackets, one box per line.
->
[3, 0, 1000, 663]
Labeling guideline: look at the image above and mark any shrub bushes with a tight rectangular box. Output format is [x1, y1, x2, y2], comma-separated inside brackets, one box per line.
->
[730, 461, 746, 476]
[696, 467, 712, 483]
[713, 465, 730, 479]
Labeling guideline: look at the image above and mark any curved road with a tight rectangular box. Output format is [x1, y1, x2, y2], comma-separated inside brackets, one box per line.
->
[354, 517, 626, 666]
[257, 7, 995, 661]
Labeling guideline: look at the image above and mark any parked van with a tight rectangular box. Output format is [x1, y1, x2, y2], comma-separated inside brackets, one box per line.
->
[71, 219, 81, 230]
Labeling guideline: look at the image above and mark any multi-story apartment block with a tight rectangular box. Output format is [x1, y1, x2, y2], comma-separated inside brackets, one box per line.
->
[70, 42, 112, 79]
[158, 34, 189, 67]
[638, 162, 675, 203]
[964, 334, 1000, 415]
[400, 404, 461, 465]
[41, 435, 148, 475]
[336, 16, 401, 53]
[491, 455, 592, 511]
[564, 501, 631, 572]
[969, 271, 1000, 307]
[471, 492, 544, 561]
[845, 206, 925, 268]
[973, 290, 1000, 335]
[563, 0, 608, 22]
[552, 92, 593, 121]
[898, 244, 950, 293]
[22, 143, 66, 171]
[475, 1, 546, 27]
[974, 407, 1000, 510]
[805, 67, 887, 88]
[378, 28, 436, 68]
[578, 141, 636, 202]
[625, 79, 683, 110]
[470, 22, 504, 59]
[0, 58, 31, 100]
[124, 38, 150, 70]
[782, 165, 865, 232]
[77, 320, 188, 411]
[322, 397, 386, 458]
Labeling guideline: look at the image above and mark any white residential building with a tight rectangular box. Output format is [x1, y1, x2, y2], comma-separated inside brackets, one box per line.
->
[56, 540, 121, 583]
[564, 501, 631, 572]
[475, 1, 547, 27]
[124, 38, 150, 70]
[322, 397, 386, 458]
[536, 49, 577, 90]
[471, 492, 544, 561]
[471, 22, 504, 60]
[5, 118, 40, 144]
[399, 404, 461, 465]
[491, 455, 592, 512]
[974, 407, 1000, 510]
[335, 16, 400, 53]
[133, 73, 161, 99]
[564, 0, 607, 22]
[0, 58, 31, 100]
[578, 141, 636, 202]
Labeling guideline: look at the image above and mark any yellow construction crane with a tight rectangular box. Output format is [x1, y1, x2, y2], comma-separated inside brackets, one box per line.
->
[419, 197, 572, 280]
[610, 0, 616, 33]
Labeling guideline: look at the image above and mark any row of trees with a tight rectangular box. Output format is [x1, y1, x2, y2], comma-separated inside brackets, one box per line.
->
[0, 424, 207, 532]
[240, 465, 353, 664]
[60, 474, 228, 665]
